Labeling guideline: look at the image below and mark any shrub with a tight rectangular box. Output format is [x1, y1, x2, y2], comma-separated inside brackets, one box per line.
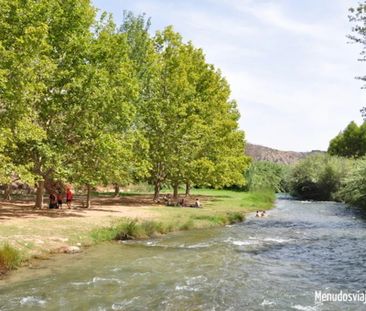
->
[337, 158, 366, 207]
[227, 212, 244, 224]
[179, 220, 194, 231]
[0, 244, 22, 272]
[288, 154, 351, 200]
[244, 161, 289, 192]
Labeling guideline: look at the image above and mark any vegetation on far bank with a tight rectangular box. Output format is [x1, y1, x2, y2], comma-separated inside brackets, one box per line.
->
[286, 152, 366, 209]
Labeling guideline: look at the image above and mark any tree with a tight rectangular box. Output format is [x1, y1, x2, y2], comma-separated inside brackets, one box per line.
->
[62, 13, 141, 207]
[349, 3, 366, 116]
[0, 0, 58, 207]
[136, 26, 249, 199]
[0, 5, 250, 206]
[328, 121, 366, 158]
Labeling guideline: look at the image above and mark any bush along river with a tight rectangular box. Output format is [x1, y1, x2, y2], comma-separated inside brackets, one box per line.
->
[1, 197, 366, 310]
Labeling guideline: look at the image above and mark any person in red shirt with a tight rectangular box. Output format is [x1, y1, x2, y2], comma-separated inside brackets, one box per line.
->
[66, 188, 73, 209]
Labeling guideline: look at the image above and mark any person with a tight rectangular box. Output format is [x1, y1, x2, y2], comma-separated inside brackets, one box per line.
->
[49, 192, 58, 209]
[57, 191, 63, 209]
[261, 210, 267, 217]
[256, 211, 261, 217]
[66, 188, 73, 209]
[194, 198, 201, 208]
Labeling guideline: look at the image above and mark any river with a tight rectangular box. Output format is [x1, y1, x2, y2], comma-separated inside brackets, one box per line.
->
[1, 197, 366, 310]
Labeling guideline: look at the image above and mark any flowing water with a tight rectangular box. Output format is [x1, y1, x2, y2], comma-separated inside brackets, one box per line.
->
[1, 197, 366, 310]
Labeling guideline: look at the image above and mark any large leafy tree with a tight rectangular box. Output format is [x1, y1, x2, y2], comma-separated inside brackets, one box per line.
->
[61, 12, 144, 207]
[328, 121, 366, 158]
[137, 26, 249, 199]
[0, 5, 250, 206]
[0, 0, 101, 207]
[0, 0, 57, 206]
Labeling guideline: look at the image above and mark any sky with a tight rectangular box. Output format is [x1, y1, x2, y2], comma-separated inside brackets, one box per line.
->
[92, 0, 366, 152]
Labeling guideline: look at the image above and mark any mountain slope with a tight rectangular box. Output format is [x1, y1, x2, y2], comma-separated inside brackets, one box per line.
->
[245, 143, 321, 164]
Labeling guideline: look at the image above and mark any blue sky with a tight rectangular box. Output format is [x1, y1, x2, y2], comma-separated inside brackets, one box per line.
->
[92, 0, 366, 151]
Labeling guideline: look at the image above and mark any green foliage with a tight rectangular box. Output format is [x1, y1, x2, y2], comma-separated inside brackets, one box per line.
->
[288, 154, 351, 200]
[191, 214, 228, 225]
[244, 161, 289, 192]
[140, 221, 165, 236]
[0, 4, 248, 205]
[90, 218, 176, 242]
[0, 244, 22, 272]
[337, 158, 366, 207]
[227, 212, 245, 224]
[328, 121, 366, 158]
[179, 220, 195, 231]
[132, 24, 249, 198]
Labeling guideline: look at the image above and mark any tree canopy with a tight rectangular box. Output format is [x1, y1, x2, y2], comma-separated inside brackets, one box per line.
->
[328, 121, 366, 158]
[0, 1, 249, 206]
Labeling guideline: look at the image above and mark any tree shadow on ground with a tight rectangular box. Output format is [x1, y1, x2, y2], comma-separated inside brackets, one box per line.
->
[0, 193, 213, 221]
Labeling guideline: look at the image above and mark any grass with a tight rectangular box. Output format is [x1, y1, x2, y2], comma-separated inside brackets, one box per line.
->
[89, 189, 275, 242]
[0, 244, 23, 274]
[150, 189, 275, 229]
[90, 219, 176, 242]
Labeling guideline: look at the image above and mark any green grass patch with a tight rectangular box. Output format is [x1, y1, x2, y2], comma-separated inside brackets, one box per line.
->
[0, 244, 23, 273]
[227, 212, 245, 224]
[190, 214, 228, 225]
[179, 220, 194, 231]
[90, 219, 178, 242]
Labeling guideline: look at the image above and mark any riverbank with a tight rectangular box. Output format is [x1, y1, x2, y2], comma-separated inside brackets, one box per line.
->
[0, 189, 275, 277]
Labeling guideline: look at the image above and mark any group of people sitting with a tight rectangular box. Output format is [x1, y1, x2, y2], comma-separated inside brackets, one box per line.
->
[256, 210, 267, 217]
[49, 188, 73, 209]
[163, 195, 202, 208]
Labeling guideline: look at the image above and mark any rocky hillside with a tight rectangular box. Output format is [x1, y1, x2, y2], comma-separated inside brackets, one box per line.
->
[245, 143, 322, 164]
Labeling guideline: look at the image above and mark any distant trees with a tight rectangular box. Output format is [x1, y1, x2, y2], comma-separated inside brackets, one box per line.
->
[288, 154, 350, 201]
[328, 121, 366, 158]
[0, 1, 249, 206]
[244, 161, 289, 193]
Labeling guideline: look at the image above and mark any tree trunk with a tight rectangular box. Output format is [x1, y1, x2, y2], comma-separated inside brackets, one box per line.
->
[86, 184, 91, 208]
[173, 183, 179, 200]
[3, 183, 12, 200]
[153, 181, 160, 201]
[185, 181, 191, 197]
[114, 184, 120, 197]
[35, 180, 45, 209]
